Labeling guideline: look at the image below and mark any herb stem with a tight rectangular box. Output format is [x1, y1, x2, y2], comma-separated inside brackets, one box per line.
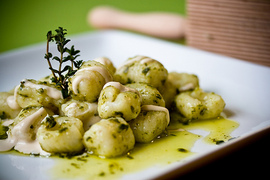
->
[59, 50, 63, 73]
[71, 60, 74, 69]
[46, 39, 57, 81]
[44, 27, 82, 99]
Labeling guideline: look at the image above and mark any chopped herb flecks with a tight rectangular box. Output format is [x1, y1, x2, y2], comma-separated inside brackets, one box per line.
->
[44, 115, 56, 129]
[177, 148, 189, 153]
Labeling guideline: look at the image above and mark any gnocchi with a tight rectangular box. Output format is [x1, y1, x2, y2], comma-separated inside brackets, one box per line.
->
[83, 117, 135, 157]
[126, 83, 165, 107]
[174, 88, 225, 121]
[114, 56, 168, 91]
[14, 79, 64, 114]
[129, 105, 169, 143]
[0, 55, 226, 158]
[98, 82, 141, 121]
[0, 92, 21, 119]
[94, 57, 116, 74]
[168, 72, 199, 92]
[37, 116, 84, 153]
[0, 106, 50, 155]
[69, 60, 113, 102]
[161, 72, 199, 109]
[61, 99, 100, 130]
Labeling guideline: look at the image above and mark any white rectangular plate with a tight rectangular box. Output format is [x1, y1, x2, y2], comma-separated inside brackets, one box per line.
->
[0, 30, 270, 180]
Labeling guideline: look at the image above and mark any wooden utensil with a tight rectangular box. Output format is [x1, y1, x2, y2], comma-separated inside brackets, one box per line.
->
[88, 6, 186, 39]
[88, 3, 270, 67]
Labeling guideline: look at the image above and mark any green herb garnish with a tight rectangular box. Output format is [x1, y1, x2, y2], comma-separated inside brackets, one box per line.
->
[0, 123, 9, 139]
[177, 148, 188, 153]
[44, 27, 83, 99]
[118, 123, 129, 131]
[142, 67, 150, 75]
[44, 115, 57, 129]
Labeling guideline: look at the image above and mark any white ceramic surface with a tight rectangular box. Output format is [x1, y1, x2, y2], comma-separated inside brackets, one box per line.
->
[0, 30, 270, 180]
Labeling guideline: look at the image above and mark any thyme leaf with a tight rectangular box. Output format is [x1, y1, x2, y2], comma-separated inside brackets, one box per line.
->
[44, 27, 82, 99]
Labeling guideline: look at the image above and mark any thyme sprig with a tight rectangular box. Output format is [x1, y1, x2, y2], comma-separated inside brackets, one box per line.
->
[44, 27, 83, 99]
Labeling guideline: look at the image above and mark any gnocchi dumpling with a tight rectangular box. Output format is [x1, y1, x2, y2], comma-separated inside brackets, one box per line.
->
[83, 117, 135, 157]
[160, 79, 178, 109]
[0, 92, 21, 119]
[94, 57, 116, 74]
[0, 106, 49, 155]
[168, 72, 199, 92]
[37, 116, 84, 154]
[129, 105, 170, 143]
[69, 60, 113, 102]
[114, 56, 168, 91]
[61, 99, 101, 130]
[14, 79, 64, 114]
[126, 83, 165, 107]
[175, 88, 225, 120]
[160, 72, 199, 109]
[98, 82, 141, 121]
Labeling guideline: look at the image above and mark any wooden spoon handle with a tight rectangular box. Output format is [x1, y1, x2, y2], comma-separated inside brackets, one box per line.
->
[88, 6, 186, 39]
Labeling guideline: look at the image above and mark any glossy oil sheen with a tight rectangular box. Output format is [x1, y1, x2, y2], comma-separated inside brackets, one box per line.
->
[50, 118, 238, 180]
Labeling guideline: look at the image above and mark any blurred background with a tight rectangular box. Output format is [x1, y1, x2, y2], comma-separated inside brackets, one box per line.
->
[1, 0, 269, 66]
[0, 0, 186, 53]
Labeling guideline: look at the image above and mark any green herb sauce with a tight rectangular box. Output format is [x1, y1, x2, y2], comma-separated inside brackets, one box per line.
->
[48, 118, 238, 180]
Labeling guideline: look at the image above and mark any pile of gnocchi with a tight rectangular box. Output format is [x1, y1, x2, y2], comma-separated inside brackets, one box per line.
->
[0, 55, 225, 157]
